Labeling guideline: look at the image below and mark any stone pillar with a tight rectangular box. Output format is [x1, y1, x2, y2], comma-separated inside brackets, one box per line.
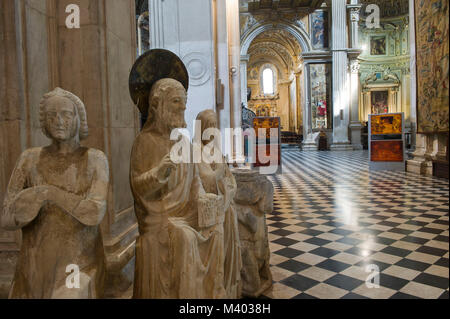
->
[149, 0, 225, 136]
[240, 55, 250, 106]
[348, 2, 362, 150]
[406, 0, 424, 174]
[348, 2, 361, 49]
[227, 0, 243, 160]
[361, 90, 371, 122]
[408, 0, 417, 151]
[349, 59, 363, 150]
[295, 71, 302, 134]
[289, 75, 297, 132]
[330, 0, 353, 150]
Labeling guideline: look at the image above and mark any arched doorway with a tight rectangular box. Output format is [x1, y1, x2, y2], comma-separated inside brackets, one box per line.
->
[241, 22, 310, 136]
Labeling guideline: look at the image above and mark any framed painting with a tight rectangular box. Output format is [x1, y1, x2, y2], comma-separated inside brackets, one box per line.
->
[414, 0, 449, 133]
[309, 63, 332, 130]
[370, 114, 403, 135]
[370, 141, 404, 162]
[311, 10, 329, 49]
[371, 91, 389, 114]
[252, 117, 282, 170]
[370, 36, 386, 55]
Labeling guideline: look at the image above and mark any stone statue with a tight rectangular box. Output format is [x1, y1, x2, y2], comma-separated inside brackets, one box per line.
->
[194, 109, 242, 298]
[1, 88, 109, 299]
[130, 79, 228, 298]
[232, 169, 273, 298]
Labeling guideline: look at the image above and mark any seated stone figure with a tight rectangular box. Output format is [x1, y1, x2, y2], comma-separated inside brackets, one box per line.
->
[194, 110, 242, 298]
[1, 88, 109, 299]
[130, 79, 227, 298]
[232, 169, 273, 298]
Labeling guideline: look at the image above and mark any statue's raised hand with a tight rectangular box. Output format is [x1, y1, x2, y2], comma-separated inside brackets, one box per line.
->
[156, 153, 176, 182]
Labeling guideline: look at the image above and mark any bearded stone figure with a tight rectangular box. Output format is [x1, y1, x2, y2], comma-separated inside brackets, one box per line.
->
[194, 110, 242, 298]
[130, 79, 228, 298]
[1, 88, 109, 299]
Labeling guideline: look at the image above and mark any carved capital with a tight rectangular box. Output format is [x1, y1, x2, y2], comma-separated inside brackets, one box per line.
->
[349, 60, 360, 74]
[350, 7, 361, 23]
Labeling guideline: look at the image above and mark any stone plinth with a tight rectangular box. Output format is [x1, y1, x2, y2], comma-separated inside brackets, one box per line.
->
[232, 168, 273, 298]
[302, 133, 320, 151]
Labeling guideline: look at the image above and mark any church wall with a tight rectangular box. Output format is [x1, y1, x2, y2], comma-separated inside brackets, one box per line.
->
[358, 14, 411, 128]
[0, 0, 139, 297]
[246, 62, 294, 132]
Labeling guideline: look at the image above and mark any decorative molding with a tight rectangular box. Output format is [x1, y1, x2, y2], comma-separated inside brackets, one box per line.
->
[182, 52, 211, 86]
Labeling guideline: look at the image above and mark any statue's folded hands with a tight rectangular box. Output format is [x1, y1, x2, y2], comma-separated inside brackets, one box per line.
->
[3, 186, 49, 229]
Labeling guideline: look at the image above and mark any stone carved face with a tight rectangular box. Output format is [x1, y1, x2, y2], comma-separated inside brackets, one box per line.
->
[198, 111, 218, 146]
[149, 79, 187, 131]
[164, 87, 187, 130]
[44, 96, 79, 142]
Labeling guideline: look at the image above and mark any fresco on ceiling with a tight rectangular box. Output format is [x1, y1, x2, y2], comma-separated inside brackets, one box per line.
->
[311, 10, 329, 49]
[371, 91, 389, 114]
[310, 63, 331, 130]
[415, 0, 449, 133]
[370, 36, 386, 55]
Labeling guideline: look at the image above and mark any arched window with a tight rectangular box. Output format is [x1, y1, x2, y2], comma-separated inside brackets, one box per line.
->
[262, 68, 274, 95]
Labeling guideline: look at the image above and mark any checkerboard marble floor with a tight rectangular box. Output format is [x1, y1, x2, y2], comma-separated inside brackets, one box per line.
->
[263, 150, 449, 299]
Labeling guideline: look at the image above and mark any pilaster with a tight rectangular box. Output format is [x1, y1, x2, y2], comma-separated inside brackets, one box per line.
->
[331, 0, 352, 150]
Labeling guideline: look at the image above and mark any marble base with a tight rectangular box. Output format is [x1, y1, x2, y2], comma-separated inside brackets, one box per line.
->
[302, 144, 319, 151]
[330, 143, 354, 151]
[350, 123, 363, 151]
[406, 158, 433, 176]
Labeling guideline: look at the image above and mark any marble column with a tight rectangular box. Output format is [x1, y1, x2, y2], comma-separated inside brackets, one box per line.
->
[408, 0, 417, 151]
[289, 75, 297, 132]
[330, 0, 353, 150]
[348, 2, 361, 49]
[406, 0, 424, 174]
[349, 59, 363, 150]
[227, 0, 243, 161]
[295, 71, 302, 134]
[348, 2, 363, 149]
[240, 55, 250, 106]
[148, 0, 227, 136]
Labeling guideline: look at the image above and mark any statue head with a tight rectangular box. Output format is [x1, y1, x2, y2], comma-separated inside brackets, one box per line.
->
[147, 78, 187, 132]
[196, 109, 218, 146]
[39, 87, 88, 142]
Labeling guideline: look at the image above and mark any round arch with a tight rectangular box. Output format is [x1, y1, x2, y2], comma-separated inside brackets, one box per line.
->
[240, 22, 311, 56]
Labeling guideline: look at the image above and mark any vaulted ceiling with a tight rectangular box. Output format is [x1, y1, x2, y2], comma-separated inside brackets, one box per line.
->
[248, 28, 302, 78]
[360, 0, 409, 18]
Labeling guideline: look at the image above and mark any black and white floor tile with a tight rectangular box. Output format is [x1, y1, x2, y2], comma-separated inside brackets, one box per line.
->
[263, 150, 449, 299]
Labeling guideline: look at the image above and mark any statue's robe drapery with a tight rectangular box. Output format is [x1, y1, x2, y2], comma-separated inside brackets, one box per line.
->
[1, 146, 109, 299]
[196, 150, 242, 299]
[131, 130, 227, 299]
